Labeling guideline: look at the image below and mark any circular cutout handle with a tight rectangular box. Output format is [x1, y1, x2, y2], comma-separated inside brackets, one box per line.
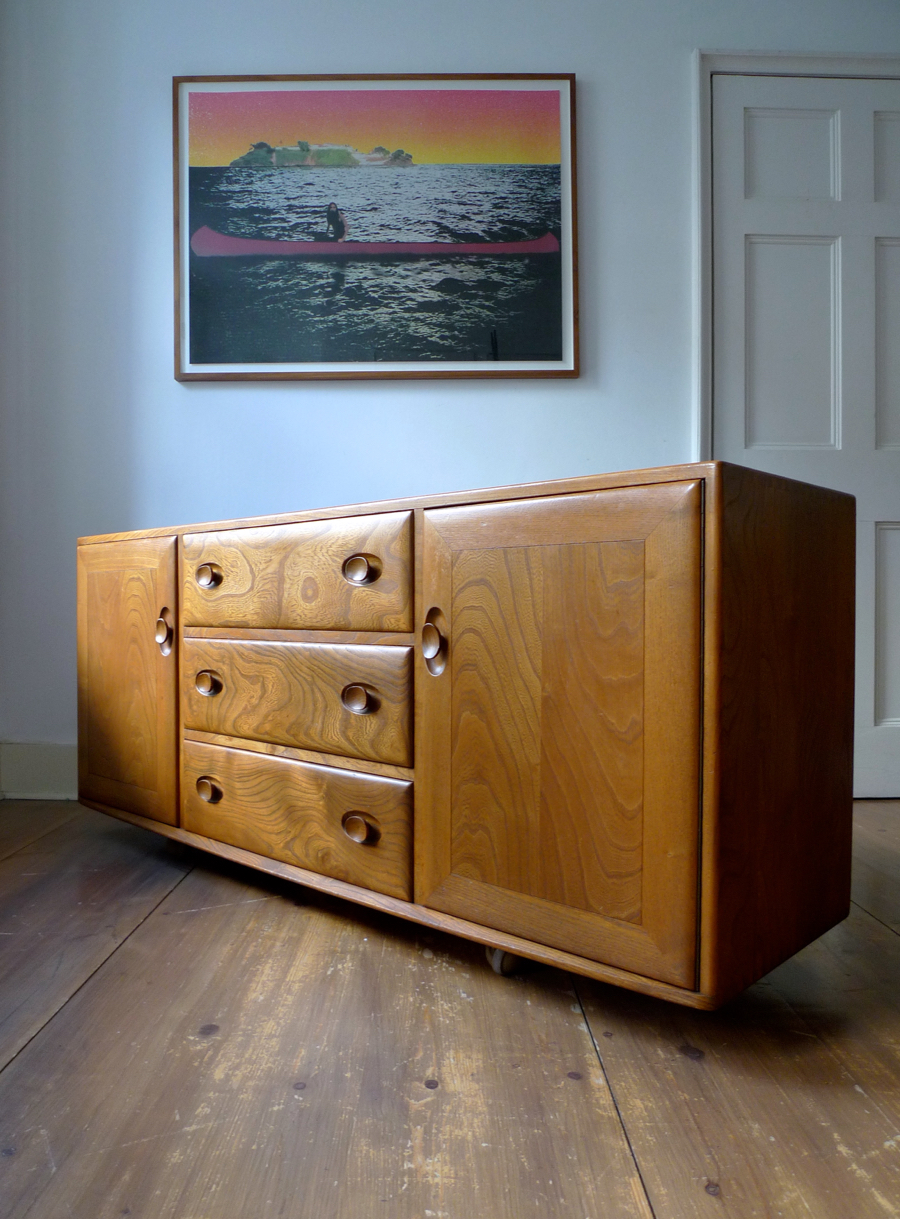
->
[195, 563, 223, 589]
[421, 622, 443, 660]
[195, 670, 223, 697]
[196, 776, 223, 804]
[342, 554, 382, 586]
[154, 607, 174, 656]
[422, 609, 448, 676]
[342, 812, 380, 845]
[341, 683, 374, 714]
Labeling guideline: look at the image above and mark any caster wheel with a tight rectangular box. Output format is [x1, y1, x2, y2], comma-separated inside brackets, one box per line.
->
[486, 946, 521, 976]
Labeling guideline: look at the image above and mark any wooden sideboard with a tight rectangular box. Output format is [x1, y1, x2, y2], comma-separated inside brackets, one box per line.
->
[76, 462, 855, 1009]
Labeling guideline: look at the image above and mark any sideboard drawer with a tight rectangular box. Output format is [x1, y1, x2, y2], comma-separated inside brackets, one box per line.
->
[182, 740, 413, 900]
[183, 638, 413, 767]
[182, 512, 412, 631]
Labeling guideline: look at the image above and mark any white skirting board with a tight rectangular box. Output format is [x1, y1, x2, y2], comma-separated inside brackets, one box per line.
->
[0, 743, 78, 799]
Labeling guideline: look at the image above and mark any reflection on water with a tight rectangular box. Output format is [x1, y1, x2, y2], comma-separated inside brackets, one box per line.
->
[188, 164, 563, 364]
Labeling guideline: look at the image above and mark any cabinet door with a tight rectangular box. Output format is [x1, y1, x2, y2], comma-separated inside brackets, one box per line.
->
[416, 481, 702, 988]
[77, 538, 178, 824]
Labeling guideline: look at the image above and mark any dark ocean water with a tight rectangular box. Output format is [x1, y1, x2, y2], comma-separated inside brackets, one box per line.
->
[188, 164, 563, 364]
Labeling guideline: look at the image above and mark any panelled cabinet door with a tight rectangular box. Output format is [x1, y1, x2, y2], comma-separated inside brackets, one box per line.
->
[77, 538, 179, 824]
[416, 481, 702, 988]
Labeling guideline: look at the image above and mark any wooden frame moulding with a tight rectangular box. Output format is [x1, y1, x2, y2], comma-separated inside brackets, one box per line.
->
[174, 74, 578, 381]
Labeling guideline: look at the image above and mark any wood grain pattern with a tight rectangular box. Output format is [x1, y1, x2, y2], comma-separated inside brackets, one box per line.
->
[182, 637, 413, 767]
[184, 728, 414, 781]
[1, 800, 897, 1217]
[577, 927, 900, 1217]
[0, 858, 653, 1219]
[0, 807, 188, 1070]
[185, 625, 416, 646]
[182, 740, 413, 899]
[576, 806, 900, 1219]
[419, 480, 702, 988]
[700, 463, 856, 1004]
[539, 541, 645, 915]
[449, 544, 546, 894]
[182, 511, 413, 631]
[77, 537, 179, 824]
[78, 460, 719, 546]
[0, 800, 81, 863]
[448, 542, 645, 921]
[85, 797, 721, 1007]
[76, 461, 858, 1010]
[851, 799, 900, 932]
[413, 512, 454, 906]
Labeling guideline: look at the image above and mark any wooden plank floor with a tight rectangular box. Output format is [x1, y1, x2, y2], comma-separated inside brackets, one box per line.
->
[0, 801, 897, 1218]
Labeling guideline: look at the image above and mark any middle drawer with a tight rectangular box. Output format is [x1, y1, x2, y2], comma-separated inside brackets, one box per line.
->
[183, 638, 413, 767]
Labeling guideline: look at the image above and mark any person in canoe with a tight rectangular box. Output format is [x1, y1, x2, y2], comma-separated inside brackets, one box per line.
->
[325, 202, 350, 242]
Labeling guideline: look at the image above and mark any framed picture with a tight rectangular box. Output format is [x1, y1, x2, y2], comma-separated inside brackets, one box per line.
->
[174, 74, 577, 380]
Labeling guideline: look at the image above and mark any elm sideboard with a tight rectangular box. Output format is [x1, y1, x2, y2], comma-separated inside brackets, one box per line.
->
[77, 462, 855, 1009]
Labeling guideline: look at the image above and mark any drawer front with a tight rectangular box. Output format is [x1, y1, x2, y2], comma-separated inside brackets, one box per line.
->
[183, 740, 412, 900]
[182, 512, 412, 631]
[183, 638, 413, 767]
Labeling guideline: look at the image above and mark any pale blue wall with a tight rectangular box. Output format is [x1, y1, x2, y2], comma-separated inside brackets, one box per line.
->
[1, 0, 899, 744]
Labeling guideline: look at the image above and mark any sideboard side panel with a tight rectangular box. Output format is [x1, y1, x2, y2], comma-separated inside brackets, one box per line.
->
[705, 464, 856, 1002]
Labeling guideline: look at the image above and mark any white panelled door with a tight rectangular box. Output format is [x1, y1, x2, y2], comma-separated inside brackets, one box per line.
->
[712, 73, 900, 796]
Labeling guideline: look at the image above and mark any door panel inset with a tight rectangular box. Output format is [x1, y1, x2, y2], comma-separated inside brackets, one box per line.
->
[876, 239, 900, 448]
[449, 540, 645, 923]
[744, 108, 839, 200]
[875, 112, 900, 203]
[745, 236, 840, 448]
[875, 523, 900, 725]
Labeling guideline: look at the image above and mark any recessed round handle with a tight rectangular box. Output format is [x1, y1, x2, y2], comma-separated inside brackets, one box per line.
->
[196, 776, 223, 803]
[195, 670, 223, 697]
[421, 622, 443, 660]
[342, 554, 381, 586]
[195, 563, 223, 589]
[342, 812, 380, 845]
[155, 608, 175, 657]
[422, 610, 448, 675]
[341, 684, 373, 714]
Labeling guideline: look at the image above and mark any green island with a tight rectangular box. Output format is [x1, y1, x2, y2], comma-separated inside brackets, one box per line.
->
[230, 141, 414, 168]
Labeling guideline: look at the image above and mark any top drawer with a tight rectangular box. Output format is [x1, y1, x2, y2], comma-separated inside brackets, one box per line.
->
[182, 512, 412, 631]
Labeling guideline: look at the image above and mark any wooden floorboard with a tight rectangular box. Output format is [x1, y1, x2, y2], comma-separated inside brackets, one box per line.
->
[1, 800, 899, 1218]
[575, 802, 900, 1219]
[0, 835, 651, 1219]
[851, 799, 900, 933]
[0, 807, 191, 1071]
[0, 799, 82, 862]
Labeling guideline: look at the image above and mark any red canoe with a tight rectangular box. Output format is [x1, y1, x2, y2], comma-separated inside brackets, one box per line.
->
[190, 225, 560, 258]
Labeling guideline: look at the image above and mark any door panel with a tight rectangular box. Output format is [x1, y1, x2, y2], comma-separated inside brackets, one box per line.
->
[416, 481, 702, 988]
[712, 73, 900, 795]
[77, 538, 178, 824]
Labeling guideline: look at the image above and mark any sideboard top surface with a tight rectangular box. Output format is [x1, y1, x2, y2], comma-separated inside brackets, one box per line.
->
[76, 460, 853, 546]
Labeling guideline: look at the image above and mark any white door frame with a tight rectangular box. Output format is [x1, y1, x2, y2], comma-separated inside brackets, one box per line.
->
[692, 51, 900, 461]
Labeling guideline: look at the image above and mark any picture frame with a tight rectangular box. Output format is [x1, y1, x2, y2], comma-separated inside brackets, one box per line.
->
[174, 74, 577, 380]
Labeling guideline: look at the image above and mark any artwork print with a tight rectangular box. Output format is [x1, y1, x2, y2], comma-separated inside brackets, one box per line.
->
[174, 76, 577, 379]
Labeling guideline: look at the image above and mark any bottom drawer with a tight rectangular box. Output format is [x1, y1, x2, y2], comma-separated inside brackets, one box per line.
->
[182, 740, 413, 900]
